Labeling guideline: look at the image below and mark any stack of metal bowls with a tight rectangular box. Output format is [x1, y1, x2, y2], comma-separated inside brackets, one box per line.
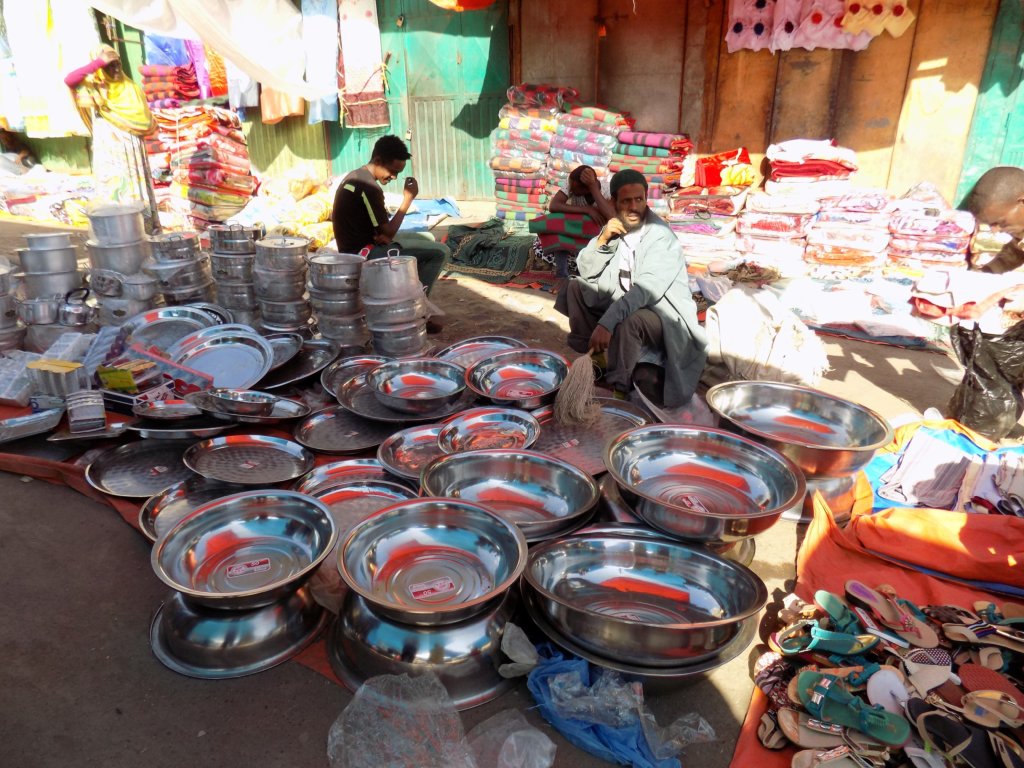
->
[360, 255, 428, 356]
[140, 230, 214, 310]
[209, 223, 264, 325]
[330, 498, 528, 708]
[85, 204, 157, 324]
[149, 489, 337, 679]
[253, 236, 311, 334]
[0, 256, 24, 350]
[15, 230, 84, 326]
[307, 250, 366, 345]
[706, 381, 892, 523]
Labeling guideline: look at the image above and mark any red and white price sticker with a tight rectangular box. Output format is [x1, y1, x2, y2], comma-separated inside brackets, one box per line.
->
[226, 557, 271, 579]
[409, 576, 456, 601]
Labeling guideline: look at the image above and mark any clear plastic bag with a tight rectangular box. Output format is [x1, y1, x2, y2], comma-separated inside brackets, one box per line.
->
[467, 710, 556, 768]
[498, 621, 539, 678]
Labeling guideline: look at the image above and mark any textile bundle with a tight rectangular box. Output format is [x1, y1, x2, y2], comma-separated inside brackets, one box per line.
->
[611, 131, 693, 203]
[490, 94, 561, 222]
[139, 63, 201, 106]
[666, 185, 748, 268]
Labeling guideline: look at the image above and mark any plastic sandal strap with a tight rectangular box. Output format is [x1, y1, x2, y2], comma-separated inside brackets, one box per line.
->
[876, 586, 921, 638]
[913, 710, 970, 761]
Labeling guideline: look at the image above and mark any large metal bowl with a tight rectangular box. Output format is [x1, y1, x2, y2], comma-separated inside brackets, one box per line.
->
[421, 449, 598, 539]
[338, 498, 529, 625]
[152, 490, 337, 610]
[524, 532, 767, 667]
[466, 349, 568, 409]
[604, 425, 805, 543]
[207, 388, 278, 416]
[327, 590, 517, 710]
[437, 407, 541, 453]
[376, 423, 446, 480]
[366, 358, 466, 414]
[705, 381, 893, 477]
[292, 458, 415, 495]
[150, 586, 326, 679]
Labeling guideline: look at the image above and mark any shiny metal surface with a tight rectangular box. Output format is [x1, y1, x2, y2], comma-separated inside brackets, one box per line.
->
[437, 407, 541, 453]
[306, 251, 363, 292]
[184, 435, 315, 485]
[17, 246, 77, 273]
[293, 406, 395, 454]
[172, 333, 274, 389]
[328, 590, 517, 709]
[604, 425, 805, 543]
[797, 474, 858, 525]
[421, 449, 599, 538]
[87, 238, 151, 275]
[524, 533, 767, 667]
[24, 232, 75, 250]
[16, 296, 61, 325]
[337, 373, 477, 424]
[87, 203, 145, 245]
[139, 476, 249, 542]
[434, 336, 528, 369]
[376, 423, 445, 480]
[121, 306, 220, 350]
[321, 355, 394, 397]
[252, 267, 306, 302]
[211, 252, 255, 282]
[315, 313, 367, 344]
[265, 333, 304, 370]
[152, 489, 337, 609]
[207, 388, 277, 416]
[20, 270, 82, 299]
[308, 291, 361, 316]
[124, 418, 233, 441]
[312, 480, 419, 543]
[149, 231, 200, 261]
[254, 236, 310, 271]
[360, 255, 419, 300]
[120, 274, 159, 300]
[185, 302, 233, 325]
[257, 299, 311, 326]
[186, 391, 311, 424]
[149, 586, 327, 679]
[142, 256, 211, 290]
[165, 324, 258, 359]
[706, 381, 893, 477]
[363, 294, 426, 329]
[370, 321, 428, 357]
[259, 339, 341, 389]
[208, 223, 264, 254]
[531, 398, 650, 476]
[84, 440, 195, 498]
[466, 349, 568, 409]
[338, 498, 529, 625]
[293, 458, 415, 495]
[366, 358, 466, 415]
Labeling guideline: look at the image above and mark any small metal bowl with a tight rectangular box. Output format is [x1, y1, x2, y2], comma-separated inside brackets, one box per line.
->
[376, 423, 446, 480]
[524, 532, 768, 667]
[132, 398, 202, 421]
[421, 449, 599, 539]
[437, 407, 541, 453]
[338, 498, 529, 625]
[366, 358, 466, 415]
[321, 355, 395, 398]
[151, 490, 337, 610]
[705, 381, 893, 477]
[466, 348, 568, 409]
[604, 425, 805, 543]
[206, 388, 278, 416]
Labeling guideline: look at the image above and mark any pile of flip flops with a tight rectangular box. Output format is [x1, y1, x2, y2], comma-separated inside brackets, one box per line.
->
[753, 580, 1024, 768]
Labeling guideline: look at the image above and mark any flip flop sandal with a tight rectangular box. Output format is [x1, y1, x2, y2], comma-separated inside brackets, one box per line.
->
[962, 690, 1024, 729]
[866, 667, 912, 716]
[845, 581, 939, 648]
[816, 590, 865, 636]
[797, 671, 912, 747]
[989, 732, 1024, 768]
[778, 707, 848, 749]
[759, 711, 790, 749]
[778, 620, 880, 657]
[788, 667, 870, 703]
[970, 647, 1008, 671]
[958, 664, 1024, 709]
[790, 744, 889, 768]
[905, 697, 1000, 768]
[943, 622, 1024, 654]
[926, 604, 983, 624]
[976, 601, 1024, 623]
[933, 678, 970, 707]
[889, 647, 954, 694]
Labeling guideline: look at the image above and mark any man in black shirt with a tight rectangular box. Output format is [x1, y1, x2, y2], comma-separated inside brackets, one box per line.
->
[965, 166, 1024, 273]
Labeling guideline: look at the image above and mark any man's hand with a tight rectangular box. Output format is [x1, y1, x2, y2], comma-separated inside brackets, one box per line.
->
[589, 324, 612, 353]
[579, 167, 599, 190]
[585, 206, 607, 226]
[403, 176, 419, 200]
[597, 217, 627, 246]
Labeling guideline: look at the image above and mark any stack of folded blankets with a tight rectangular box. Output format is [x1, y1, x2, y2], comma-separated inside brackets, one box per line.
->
[887, 208, 976, 271]
[666, 185, 748, 268]
[804, 189, 894, 269]
[139, 63, 201, 109]
[547, 102, 630, 198]
[609, 131, 693, 205]
[765, 139, 858, 198]
[736, 190, 818, 274]
[145, 106, 255, 229]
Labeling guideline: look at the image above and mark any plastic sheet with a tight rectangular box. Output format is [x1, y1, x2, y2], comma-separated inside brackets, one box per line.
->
[949, 320, 1024, 440]
[467, 710, 556, 768]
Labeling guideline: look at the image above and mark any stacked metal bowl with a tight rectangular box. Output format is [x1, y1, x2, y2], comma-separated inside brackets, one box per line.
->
[15, 230, 85, 329]
[306, 250, 366, 345]
[208, 223, 264, 325]
[143, 231, 213, 307]
[253, 236, 312, 334]
[361, 255, 429, 356]
[85, 204, 163, 325]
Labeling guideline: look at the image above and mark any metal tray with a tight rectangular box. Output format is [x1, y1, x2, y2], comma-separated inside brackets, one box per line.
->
[293, 406, 395, 455]
[121, 306, 221, 351]
[165, 324, 259, 360]
[376, 424, 445, 480]
[259, 339, 341, 389]
[139, 476, 249, 542]
[84, 440, 195, 498]
[47, 422, 130, 443]
[312, 480, 419, 541]
[124, 418, 234, 440]
[292, 458, 415, 495]
[183, 435, 315, 484]
[184, 302, 233, 324]
[320, 355, 393, 398]
[338, 374, 477, 424]
[185, 391, 311, 424]
[266, 333, 304, 370]
[433, 336, 528, 369]
[530, 398, 650, 476]
[0, 408, 64, 444]
[172, 332, 274, 389]
[132, 399, 202, 421]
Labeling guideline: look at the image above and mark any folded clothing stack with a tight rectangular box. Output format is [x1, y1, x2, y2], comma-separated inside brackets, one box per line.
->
[764, 139, 858, 198]
[805, 189, 894, 268]
[666, 185, 748, 268]
[609, 131, 693, 200]
[491, 102, 557, 222]
[736, 191, 817, 274]
[546, 102, 630, 195]
[887, 209, 976, 271]
[139, 63, 201, 108]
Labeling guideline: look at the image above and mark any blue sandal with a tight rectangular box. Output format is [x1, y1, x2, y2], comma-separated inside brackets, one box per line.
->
[797, 671, 911, 747]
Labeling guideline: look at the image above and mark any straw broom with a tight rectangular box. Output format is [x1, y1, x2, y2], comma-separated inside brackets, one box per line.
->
[553, 348, 601, 426]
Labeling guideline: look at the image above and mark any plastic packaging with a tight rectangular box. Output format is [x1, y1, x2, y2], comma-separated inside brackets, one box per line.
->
[467, 710, 555, 768]
[948, 320, 1024, 440]
[498, 621, 540, 678]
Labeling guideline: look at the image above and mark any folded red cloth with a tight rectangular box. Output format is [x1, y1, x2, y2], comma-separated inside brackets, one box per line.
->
[769, 159, 855, 180]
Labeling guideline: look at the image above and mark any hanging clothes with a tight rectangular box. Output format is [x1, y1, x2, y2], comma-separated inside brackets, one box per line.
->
[302, 0, 339, 124]
[337, 0, 389, 127]
[143, 34, 190, 67]
[184, 39, 211, 99]
[260, 86, 304, 125]
[224, 57, 258, 111]
[0, 0, 24, 131]
[204, 45, 228, 97]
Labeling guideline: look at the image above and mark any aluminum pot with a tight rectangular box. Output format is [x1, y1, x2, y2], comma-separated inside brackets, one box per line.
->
[120, 274, 159, 301]
[21, 270, 82, 299]
[24, 231, 75, 250]
[360, 254, 421, 300]
[0, 262, 14, 294]
[149, 231, 200, 262]
[253, 266, 306, 301]
[0, 322, 26, 351]
[229, 307, 260, 326]
[58, 288, 94, 327]
[16, 246, 78, 274]
[309, 289, 361, 316]
[143, 256, 211, 290]
[88, 269, 125, 297]
[215, 281, 257, 309]
[87, 239, 152, 274]
[254, 236, 310, 272]
[87, 203, 145, 245]
[258, 298, 311, 326]
[96, 295, 157, 325]
[162, 280, 215, 305]
[316, 313, 367, 344]
[363, 294, 426, 330]
[0, 293, 18, 329]
[16, 295, 61, 325]
[371, 321, 427, 357]
[306, 251, 363, 291]
[208, 223, 265, 255]
[211, 252, 254, 282]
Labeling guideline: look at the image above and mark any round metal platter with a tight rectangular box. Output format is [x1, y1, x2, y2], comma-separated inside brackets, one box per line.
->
[376, 423, 445, 480]
[293, 406, 396, 455]
[265, 333, 304, 370]
[165, 324, 259, 360]
[138, 476, 250, 542]
[125, 418, 234, 440]
[259, 339, 342, 390]
[292, 458, 415, 495]
[172, 332, 274, 389]
[530, 398, 651, 476]
[84, 440, 195, 498]
[337, 374, 478, 424]
[184, 302, 233, 324]
[121, 306, 220, 351]
[183, 435, 315, 484]
[433, 336, 528, 369]
[320, 355, 394, 398]
[185, 391, 311, 424]
[132, 399, 203, 421]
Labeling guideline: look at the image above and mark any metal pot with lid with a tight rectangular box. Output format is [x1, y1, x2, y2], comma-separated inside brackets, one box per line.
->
[59, 288, 95, 327]
[150, 231, 201, 262]
[254, 236, 311, 272]
[360, 252, 421, 300]
[208, 223, 265, 254]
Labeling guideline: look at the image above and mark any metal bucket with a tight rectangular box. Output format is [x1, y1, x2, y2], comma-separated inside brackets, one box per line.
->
[360, 254, 421, 300]
[87, 203, 145, 245]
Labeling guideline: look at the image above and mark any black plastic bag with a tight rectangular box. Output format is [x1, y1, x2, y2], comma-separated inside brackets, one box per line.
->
[948, 320, 1024, 440]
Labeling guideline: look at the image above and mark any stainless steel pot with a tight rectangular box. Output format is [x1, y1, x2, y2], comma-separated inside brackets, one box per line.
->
[209, 223, 265, 254]
[257, 299, 311, 326]
[16, 295, 61, 325]
[21, 270, 83, 299]
[363, 294, 426, 330]
[58, 288, 95, 327]
[88, 269, 125, 297]
[253, 266, 306, 301]
[0, 323, 26, 351]
[120, 274, 159, 301]
[87, 239, 152, 274]
[215, 281, 257, 309]
[0, 293, 17, 329]
[16, 246, 78, 274]
[360, 254, 420, 300]
[316, 313, 367, 344]
[254, 236, 310, 272]
[229, 307, 260, 326]
[143, 256, 211, 290]
[0, 262, 14, 294]
[87, 203, 145, 245]
[96, 295, 156, 325]
[150, 231, 200, 262]
[24, 232, 75, 250]
[306, 251, 363, 291]
[370, 321, 427, 357]
[162, 280, 215, 305]
[211, 252, 254, 282]
[309, 289, 361, 316]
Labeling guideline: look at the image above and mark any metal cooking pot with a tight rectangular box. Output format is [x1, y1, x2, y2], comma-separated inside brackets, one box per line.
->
[58, 288, 95, 327]
[254, 236, 310, 272]
[306, 251, 363, 291]
[0, 261, 16, 294]
[257, 298, 311, 326]
[143, 256, 211, 289]
[150, 231, 200, 262]
[360, 253, 421, 300]
[120, 274, 159, 301]
[370, 320, 427, 357]
[21, 270, 83, 299]
[16, 295, 61, 325]
[162, 280, 215, 305]
[87, 203, 145, 245]
[211, 252, 254, 282]
[215, 281, 257, 309]
[24, 232, 76, 250]
[0, 293, 17, 329]
[252, 266, 306, 301]
[316, 313, 367, 344]
[87, 239, 152, 274]
[208, 223, 265, 254]
[309, 289, 361, 317]
[16, 246, 78, 274]
[96, 295, 156, 325]
[363, 294, 426, 330]
[88, 269, 125, 297]
[0, 323, 26, 351]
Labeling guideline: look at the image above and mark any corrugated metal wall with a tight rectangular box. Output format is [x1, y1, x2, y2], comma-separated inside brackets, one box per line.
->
[23, 136, 90, 174]
[242, 116, 331, 180]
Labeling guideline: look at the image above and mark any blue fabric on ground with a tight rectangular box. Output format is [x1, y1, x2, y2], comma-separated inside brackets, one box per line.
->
[398, 198, 462, 232]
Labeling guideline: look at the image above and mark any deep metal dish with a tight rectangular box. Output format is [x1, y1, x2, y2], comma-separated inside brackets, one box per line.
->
[185, 302, 234, 325]
[577, 519, 757, 568]
[185, 391, 311, 424]
[292, 406, 395, 454]
[121, 306, 220, 351]
[84, 440, 195, 498]
[466, 349, 568, 409]
[265, 332, 304, 370]
[421, 449, 599, 539]
[292, 458, 415, 495]
[705, 381, 893, 477]
[337, 373, 477, 424]
[152, 489, 337, 609]
[531, 398, 650, 476]
[604, 425, 805, 543]
[524, 533, 767, 667]
[150, 587, 326, 679]
[321, 354, 394, 398]
[183, 435, 315, 485]
[139, 476, 250, 542]
[338, 498, 529, 625]
[259, 339, 341, 389]
[124, 419, 234, 441]
[327, 590, 517, 710]
[131, 398, 202, 421]
[376, 423, 446, 480]
[366, 358, 466, 415]
[434, 336, 528, 369]
[172, 333, 274, 390]
[207, 388, 278, 416]
[437, 407, 541, 453]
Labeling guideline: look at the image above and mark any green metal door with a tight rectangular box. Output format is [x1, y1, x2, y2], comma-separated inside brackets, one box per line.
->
[956, 0, 1024, 204]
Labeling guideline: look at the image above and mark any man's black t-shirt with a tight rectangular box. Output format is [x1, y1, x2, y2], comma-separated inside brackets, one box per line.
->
[332, 166, 390, 253]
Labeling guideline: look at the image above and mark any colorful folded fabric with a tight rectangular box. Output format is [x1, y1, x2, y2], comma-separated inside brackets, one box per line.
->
[616, 131, 687, 150]
[528, 212, 603, 238]
[549, 147, 610, 168]
[492, 139, 551, 156]
[494, 189, 549, 205]
[506, 83, 579, 109]
[548, 158, 609, 175]
[499, 104, 559, 120]
[499, 116, 557, 133]
[554, 113, 622, 138]
[139, 64, 177, 77]
[494, 127, 553, 144]
[550, 134, 615, 157]
[613, 143, 673, 158]
[495, 177, 548, 190]
[561, 103, 630, 127]
[554, 124, 618, 147]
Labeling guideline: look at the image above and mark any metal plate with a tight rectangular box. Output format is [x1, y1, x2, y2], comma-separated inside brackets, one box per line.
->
[434, 336, 528, 369]
[125, 418, 235, 440]
[338, 374, 478, 424]
[121, 306, 220, 351]
[185, 391, 311, 424]
[183, 435, 315, 484]
[266, 333, 304, 370]
[84, 440, 195, 498]
[292, 458, 416, 495]
[531, 398, 651, 476]
[132, 399, 202, 421]
[184, 302, 233, 324]
[376, 424, 445, 480]
[293, 406, 396, 455]
[139, 476, 250, 542]
[172, 333, 274, 389]
[165, 324, 259, 360]
[47, 423, 130, 442]
[259, 339, 341, 389]
[321, 355, 394, 398]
